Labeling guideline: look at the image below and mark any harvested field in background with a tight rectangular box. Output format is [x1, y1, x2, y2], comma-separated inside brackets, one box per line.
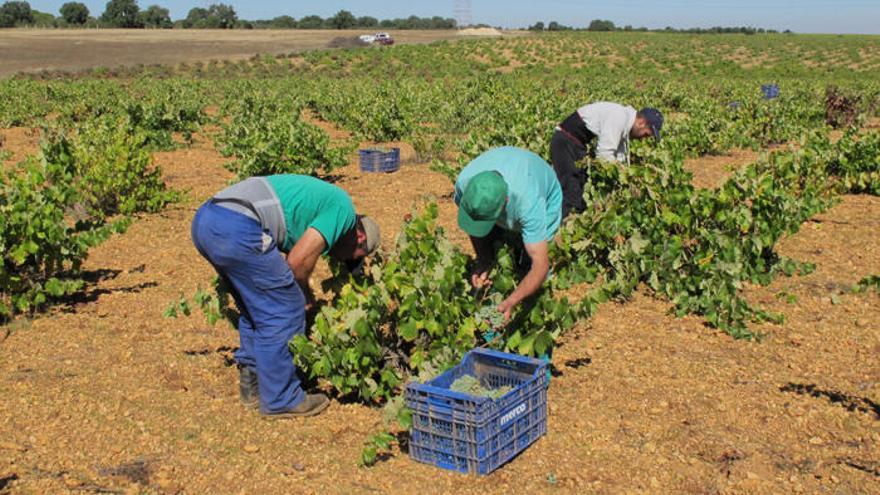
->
[0, 29, 524, 77]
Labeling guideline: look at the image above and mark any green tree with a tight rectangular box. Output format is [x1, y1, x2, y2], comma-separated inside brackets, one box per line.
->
[528, 21, 544, 31]
[183, 6, 206, 27]
[100, 0, 142, 28]
[328, 9, 356, 29]
[206, 3, 236, 29]
[31, 9, 54, 26]
[402, 15, 424, 29]
[270, 15, 296, 28]
[357, 15, 377, 28]
[0, 1, 33, 27]
[587, 19, 615, 31]
[59, 2, 89, 25]
[429, 16, 455, 29]
[183, 4, 236, 29]
[139, 4, 170, 28]
[297, 15, 324, 29]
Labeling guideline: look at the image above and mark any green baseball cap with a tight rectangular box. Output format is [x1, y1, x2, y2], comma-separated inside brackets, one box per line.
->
[458, 171, 508, 238]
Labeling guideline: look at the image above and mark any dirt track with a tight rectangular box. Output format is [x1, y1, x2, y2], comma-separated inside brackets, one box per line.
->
[0, 29, 475, 77]
[0, 122, 878, 493]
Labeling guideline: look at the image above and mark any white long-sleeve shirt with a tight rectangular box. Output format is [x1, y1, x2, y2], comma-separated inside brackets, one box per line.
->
[576, 102, 637, 164]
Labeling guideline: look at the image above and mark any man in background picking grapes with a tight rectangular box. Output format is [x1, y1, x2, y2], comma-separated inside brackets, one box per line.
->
[552, 102, 663, 218]
[454, 146, 562, 322]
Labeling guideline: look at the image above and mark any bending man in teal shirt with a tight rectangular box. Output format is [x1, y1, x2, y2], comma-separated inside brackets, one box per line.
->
[454, 147, 563, 321]
[192, 175, 380, 418]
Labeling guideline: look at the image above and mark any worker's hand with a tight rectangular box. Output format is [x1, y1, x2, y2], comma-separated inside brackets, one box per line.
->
[497, 298, 515, 324]
[471, 269, 491, 289]
[470, 258, 492, 288]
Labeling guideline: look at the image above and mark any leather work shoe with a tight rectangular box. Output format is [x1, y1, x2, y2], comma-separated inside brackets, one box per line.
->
[238, 365, 259, 409]
[261, 393, 330, 420]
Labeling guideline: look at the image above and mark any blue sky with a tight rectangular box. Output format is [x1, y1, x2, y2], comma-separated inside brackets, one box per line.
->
[28, 1, 880, 34]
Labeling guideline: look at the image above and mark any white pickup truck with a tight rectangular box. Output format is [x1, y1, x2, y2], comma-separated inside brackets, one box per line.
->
[358, 32, 394, 46]
[374, 32, 394, 45]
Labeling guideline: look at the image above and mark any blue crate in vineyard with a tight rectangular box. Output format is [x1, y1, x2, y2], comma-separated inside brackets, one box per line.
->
[761, 84, 780, 100]
[405, 348, 548, 475]
[358, 147, 400, 173]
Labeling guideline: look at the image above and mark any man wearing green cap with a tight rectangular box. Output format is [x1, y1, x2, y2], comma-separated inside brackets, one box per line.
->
[454, 146, 563, 321]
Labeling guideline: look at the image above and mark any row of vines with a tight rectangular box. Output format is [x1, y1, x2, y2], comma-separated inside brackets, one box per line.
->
[0, 83, 207, 320]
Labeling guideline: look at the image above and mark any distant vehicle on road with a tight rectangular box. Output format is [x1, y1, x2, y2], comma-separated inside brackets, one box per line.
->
[357, 33, 394, 46]
[374, 32, 395, 45]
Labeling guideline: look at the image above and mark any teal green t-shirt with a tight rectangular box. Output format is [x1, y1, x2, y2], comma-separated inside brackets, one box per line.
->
[265, 175, 356, 253]
[454, 147, 562, 244]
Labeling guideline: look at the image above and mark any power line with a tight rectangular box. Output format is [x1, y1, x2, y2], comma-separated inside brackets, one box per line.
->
[454, 0, 472, 28]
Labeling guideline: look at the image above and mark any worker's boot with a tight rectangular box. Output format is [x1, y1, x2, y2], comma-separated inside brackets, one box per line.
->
[261, 393, 330, 420]
[238, 365, 259, 409]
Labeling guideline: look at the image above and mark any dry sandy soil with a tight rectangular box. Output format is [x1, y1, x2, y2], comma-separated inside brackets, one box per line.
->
[684, 149, 761, 189]
[0, 127, 40, 166]
[0, 122, 878, 494]
[0, 29, 479, 77]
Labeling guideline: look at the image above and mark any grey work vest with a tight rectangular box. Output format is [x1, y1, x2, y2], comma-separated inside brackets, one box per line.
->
[212, 177, 287, 249]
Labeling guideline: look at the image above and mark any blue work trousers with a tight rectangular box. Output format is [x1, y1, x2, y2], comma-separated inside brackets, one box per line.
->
[191, 201, 305, 413]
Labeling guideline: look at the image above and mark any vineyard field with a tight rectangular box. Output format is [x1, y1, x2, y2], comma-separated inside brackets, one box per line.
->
[1, 31, 879, 493]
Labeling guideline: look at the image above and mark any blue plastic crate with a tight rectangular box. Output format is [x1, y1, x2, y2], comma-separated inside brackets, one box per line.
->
[359, 148, 400, 173]
[405, 348, 548, 475]
[761, 84, 780, 100]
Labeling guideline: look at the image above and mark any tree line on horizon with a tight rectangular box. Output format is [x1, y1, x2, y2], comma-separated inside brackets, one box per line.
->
[529, 19, 790, 35]
[0, 1, 457, 29]
[0, 0, 789, 33]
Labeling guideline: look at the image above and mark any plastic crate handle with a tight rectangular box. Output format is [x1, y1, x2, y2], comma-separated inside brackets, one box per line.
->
[469, 348, 545, 374]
